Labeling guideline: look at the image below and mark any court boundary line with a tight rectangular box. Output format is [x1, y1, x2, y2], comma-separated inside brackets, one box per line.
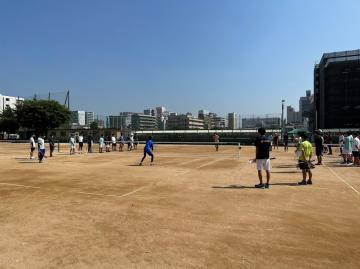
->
[325, 165, 359, 195]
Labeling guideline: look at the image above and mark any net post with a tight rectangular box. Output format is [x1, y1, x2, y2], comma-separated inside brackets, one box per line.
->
[238, 142, 241, 159]
[58, 140, 60, 152]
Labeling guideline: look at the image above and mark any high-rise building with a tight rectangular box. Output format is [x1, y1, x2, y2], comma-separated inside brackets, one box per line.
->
[156, 106, 166, 116]
[228, 113, 238, 129]
[71, 111, 86, 126]
[0, 94, 24, 113]
[314, 49, 360, 128]
[299, 90, 313, 123]
[144, 109, 156, 117]
[119, 112, 135, 130]
[85, 112, 95, 126]
[286, 106, 301, 124]
[107, 115, 122, 129]
[131, 114, 158, 130]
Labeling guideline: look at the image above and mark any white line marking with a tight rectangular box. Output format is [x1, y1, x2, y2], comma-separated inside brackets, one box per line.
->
[197, 159, 222, 168]
[0, 182, 41, 189]
[325, 165, 359, 195]
[179, 158, 202, 165]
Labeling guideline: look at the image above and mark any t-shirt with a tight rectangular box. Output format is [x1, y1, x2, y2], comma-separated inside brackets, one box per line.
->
[299, 140, 312, 161]
[30, 137, 36, 148]
[99, 137, 104, 145]
[283, 134, 289, 142]
[255, 135, 270, 159]
[352, 137, 359, 151]
[111, 136, 116, 143]
[343, 135, 353, 151]
[145, 140, 153, 151]
[78, 136, 83, 143]
[69, 137, 75, 146]
[38, 138, 45, 150]
[314, 135, 323, 149]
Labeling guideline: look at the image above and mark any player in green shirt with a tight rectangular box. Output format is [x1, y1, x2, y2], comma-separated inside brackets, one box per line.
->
[298, 133, 313, 185]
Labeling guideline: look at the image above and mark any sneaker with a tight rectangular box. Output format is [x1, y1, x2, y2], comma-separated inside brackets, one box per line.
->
[307, 180, 312, 185]
[298, 180, 307, 185]
[265, 183, 270, 189]
[138, 162, 142, 166]
[255, 183, 265, 189]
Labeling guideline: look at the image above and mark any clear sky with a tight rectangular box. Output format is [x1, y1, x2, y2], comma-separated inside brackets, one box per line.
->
[0, 0, 359, 117]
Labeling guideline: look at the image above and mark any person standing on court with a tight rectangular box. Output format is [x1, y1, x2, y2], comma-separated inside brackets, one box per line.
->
[139, 136, 154, 166]
[29, 134, 36, 159]
[314, 130, 324, 165]
[283, 132, 289, 152]
[254, 127, 271, 189]
[213, 133, 220, 151]
[49, 135, 55, 157]
[78, 133, 84, 154]
[111, 134, 117, 151]
[69, 134, 76, 155]
[37, 135, 46, 163]
[297, 133, 313, 185]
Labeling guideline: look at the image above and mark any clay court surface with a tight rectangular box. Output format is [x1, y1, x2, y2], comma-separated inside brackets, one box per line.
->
[0, 142, 359, 269]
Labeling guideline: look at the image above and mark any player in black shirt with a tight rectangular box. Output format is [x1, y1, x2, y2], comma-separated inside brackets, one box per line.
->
[254, 127, 271, 189]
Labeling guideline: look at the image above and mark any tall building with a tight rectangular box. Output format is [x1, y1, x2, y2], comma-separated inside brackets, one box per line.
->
[144, 109, 156, 117]
[0, 94, 24, 113]
[71, 111, 86, 126]
[167, 114, 204, 130]
[315, 49, 360, 128]
[299, 90, 313, 123]
[286, 106, 301, 124]
[228, 112, 238, 129]
[119, 112, 135, 130]
[107, 115, 122, 129]
[156, 106, 166, 116]
[131, 114, 158, 130]
[85, 112, 94, 125]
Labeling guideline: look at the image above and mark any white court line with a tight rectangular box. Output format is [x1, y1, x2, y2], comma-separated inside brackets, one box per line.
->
[325, 165, 359, 195]
[197, 159, 223, 169]
[0, 182, 41, 189]
[179, 158, 202, 166]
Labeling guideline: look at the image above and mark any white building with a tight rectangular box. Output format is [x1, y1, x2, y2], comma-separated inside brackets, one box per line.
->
[85, 111, 95, 125]
[71, 111, 86, 126]
[0, 94, 24, 113]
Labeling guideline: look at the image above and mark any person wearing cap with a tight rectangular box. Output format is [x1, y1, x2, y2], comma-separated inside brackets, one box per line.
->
[314, 130, 324, 165]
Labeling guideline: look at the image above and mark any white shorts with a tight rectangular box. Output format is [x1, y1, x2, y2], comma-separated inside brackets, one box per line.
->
[70, 145, 75, 149]
[256, 159, 271, 171]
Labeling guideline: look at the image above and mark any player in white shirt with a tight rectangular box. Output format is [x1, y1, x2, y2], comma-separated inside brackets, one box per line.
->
[352, 132, 360, 166]
[78, 134, 84, 154]
[29, 134, 36, 159]
[69, 134, 76, 155]
[111, 134, 116, 151]
[37, 135, 45, 163]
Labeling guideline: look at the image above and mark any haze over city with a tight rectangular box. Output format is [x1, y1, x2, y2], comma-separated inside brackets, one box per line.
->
[1, 0, 360, 116]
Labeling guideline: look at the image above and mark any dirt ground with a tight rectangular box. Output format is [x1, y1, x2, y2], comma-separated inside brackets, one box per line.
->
[0, 142, 359, 269]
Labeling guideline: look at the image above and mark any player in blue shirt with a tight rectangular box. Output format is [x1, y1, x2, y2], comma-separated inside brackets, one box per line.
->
[139, 136, 154, 166]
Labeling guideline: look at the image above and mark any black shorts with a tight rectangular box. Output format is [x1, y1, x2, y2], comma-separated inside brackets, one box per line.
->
[315, 147, 323, 156]
[353, 151, 359, 158]
[298, 161, 311, 170]
[79, 142, 83, 147]
[112, 143, 116, 146]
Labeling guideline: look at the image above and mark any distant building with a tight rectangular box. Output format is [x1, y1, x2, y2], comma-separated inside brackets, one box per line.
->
[286, 106, 301, 124]
[299, 90, 313, 123]
[71, 111, 86, 126]
[107, 115, 122, 129]
[167, 114, 204, 130]
[144, 109, 156, 117]
[0, 94, 24, 113]
[242, 117, 281, 128]
[315, 49, 360, 128]
[119, 112, 135, 130]
[131, 114, 158, 130]
[213, 116, 227, 129]
[156, 106, 166, 116]
[228, 113, 238, 129]
[85, 112, 95, 126]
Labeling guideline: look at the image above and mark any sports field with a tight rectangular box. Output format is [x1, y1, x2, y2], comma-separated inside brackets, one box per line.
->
[0, 143, 359, 269]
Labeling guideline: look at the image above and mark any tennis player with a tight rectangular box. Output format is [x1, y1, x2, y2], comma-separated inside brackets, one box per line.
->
[78, 133, 84, 153]
[38, 135, 45, 163]
[29, 134, 36, 159]
[69, 134, 76, 155]
[99, 135, 105, 153]
[213, 133, 220, 151]
[298, 133, 313, 185]
[139, 136, 154, 166]
[254, 127, 271, 189]
[111, 134, 117, 151]
[49, 135, 55, 157]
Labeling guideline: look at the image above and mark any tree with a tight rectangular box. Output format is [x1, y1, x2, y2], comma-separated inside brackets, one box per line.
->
[0, 107, 19, 133]
[90, 120, 99, 130]
[16, 100, 71, 134]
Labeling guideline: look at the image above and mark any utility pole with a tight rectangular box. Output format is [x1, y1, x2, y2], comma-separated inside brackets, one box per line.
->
[281, 99, 285, 138]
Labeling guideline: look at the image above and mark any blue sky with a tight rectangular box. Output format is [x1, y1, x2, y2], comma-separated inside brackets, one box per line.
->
[0, 0, 359, 117]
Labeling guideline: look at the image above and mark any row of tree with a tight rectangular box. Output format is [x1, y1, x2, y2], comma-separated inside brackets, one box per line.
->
[0, 100, 71, 135]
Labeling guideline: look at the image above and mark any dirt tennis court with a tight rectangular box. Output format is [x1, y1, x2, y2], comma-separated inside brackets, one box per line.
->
[0, 142, 359, 269]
